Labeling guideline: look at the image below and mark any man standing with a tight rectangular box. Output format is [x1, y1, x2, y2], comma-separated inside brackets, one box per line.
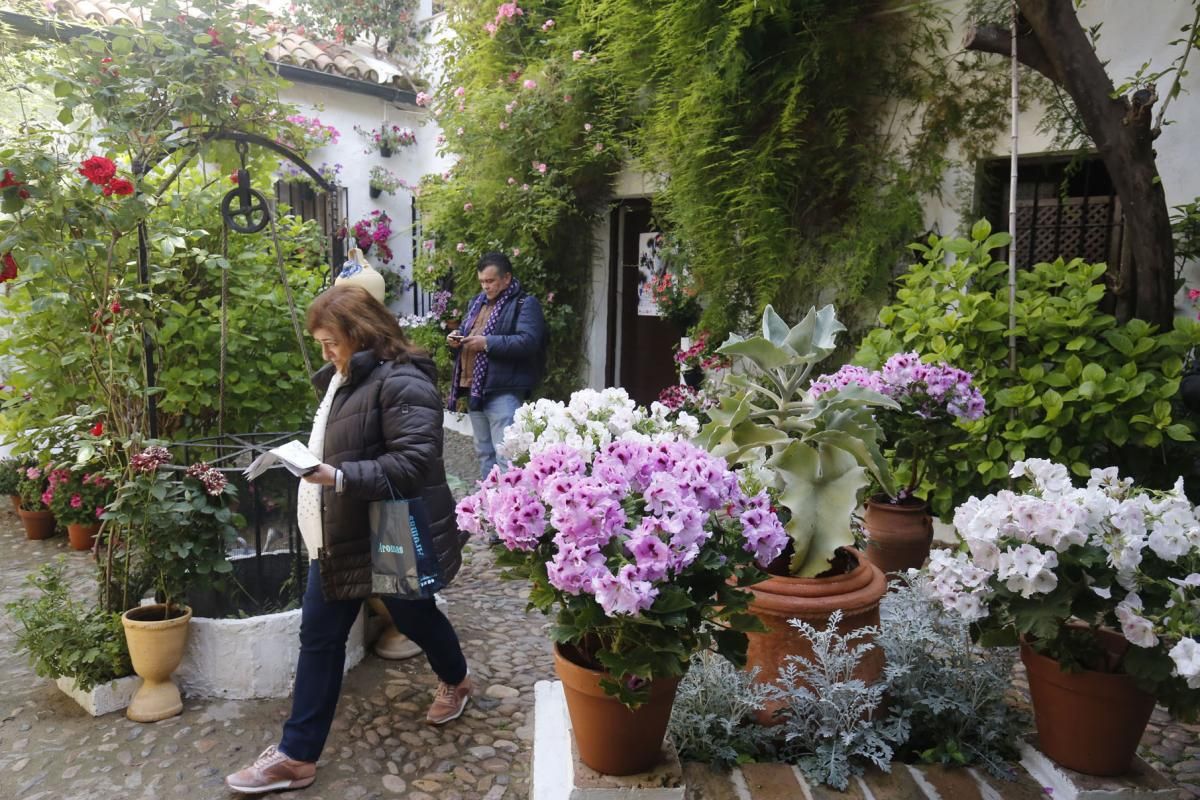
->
[447, 252, 546, 479]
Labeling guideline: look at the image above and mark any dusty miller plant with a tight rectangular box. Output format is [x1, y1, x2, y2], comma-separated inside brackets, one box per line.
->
[765, 611, 909, 790]
[667, 650, 776, 766]
[879, 573, 1026, 777]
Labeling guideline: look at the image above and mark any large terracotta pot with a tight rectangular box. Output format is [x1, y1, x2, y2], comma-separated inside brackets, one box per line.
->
[67, 522, 100, 551]
[553, 644, 681, 776]
[10, 494, 20, 514]
[122, 604, 192, 723]
[1021, 628, 1155, 776]
[745, 547, 887, 723]
[862, 496, 934, 574]
[17, 508, 57, 540]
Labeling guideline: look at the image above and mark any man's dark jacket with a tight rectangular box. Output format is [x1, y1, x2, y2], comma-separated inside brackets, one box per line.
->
[461, 290, 546, 401]
[313, 350, 465, 601]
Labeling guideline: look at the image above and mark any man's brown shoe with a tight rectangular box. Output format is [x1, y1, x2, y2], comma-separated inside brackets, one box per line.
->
[225, 745, 316, 794]
[426, 673, 472, 725]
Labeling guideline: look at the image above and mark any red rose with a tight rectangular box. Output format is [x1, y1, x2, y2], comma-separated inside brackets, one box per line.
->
[79, 156, 117, 186]
[0, 253, 17, 283]
[90, 421, 104, 436]
[206, 26, 223, 47]
[102, 178, 134, 197]
[0, 170, 19, 188]
[17, 189, 29, 199]
[229, 171, 239, 184]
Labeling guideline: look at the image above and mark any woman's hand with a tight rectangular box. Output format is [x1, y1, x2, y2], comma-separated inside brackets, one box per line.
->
[302, 463, 338, 486]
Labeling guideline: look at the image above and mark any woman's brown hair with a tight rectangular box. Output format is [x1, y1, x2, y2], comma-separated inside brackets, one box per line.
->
[306, 284, 414, 362]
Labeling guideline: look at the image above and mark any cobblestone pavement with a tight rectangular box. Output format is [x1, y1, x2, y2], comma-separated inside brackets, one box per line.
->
[0, 431, 1197, 799]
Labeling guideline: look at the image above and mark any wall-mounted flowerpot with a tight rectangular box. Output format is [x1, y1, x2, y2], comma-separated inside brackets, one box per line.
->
[67, 522, 100, 551]
[122, 603, 192, 722]
[17, 508, 56, 540]
[369, 186, 382, 199]
[862, 496, 933, 575]
[553, 644, 681, 775]
[682, 368, 704, 388]
[379, 145, 393, 158]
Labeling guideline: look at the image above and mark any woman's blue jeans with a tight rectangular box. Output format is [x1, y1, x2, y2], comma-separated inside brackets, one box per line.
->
[279, 561, 467, 762]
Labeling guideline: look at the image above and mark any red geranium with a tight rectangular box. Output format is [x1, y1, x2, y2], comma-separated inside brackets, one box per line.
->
[102, 178, 134, 197]
[0, 170, 19, 188]
[90, 421, 104, 436]
[79, 156, 117, 186]
[0, 253, 17, 283]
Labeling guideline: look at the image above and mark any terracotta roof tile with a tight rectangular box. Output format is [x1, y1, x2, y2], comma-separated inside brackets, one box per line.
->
[46, 0, 421, 92]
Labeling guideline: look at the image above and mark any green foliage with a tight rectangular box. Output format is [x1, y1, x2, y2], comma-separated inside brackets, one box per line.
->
[6, 559, 132, 692]
[403, 321, 455, 402]
[700, 306, 895, 576]
[880, 574, 1025, 777]
[667, 651, 776, 767]
[289, 0, 423, 61]
[0, 0, 324, 442]
[0, 457, 20, 495]
[101, 454, 241, 613]
[420, 0, 1016, 380]
[858, 221, 1200, 517]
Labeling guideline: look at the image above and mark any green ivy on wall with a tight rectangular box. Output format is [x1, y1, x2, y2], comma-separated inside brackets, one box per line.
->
[419, 0, 1021, 384]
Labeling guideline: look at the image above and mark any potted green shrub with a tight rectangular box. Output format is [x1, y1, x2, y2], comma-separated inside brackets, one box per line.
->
[103, 445, 240, 722]
[6, 558, 133, 699]
[698, 305, 897, 716]
[0, 456, 23, 512]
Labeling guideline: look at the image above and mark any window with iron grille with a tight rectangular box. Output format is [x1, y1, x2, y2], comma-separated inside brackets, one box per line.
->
[977, 156, 1124, 271]
[274, 180, 348, 277]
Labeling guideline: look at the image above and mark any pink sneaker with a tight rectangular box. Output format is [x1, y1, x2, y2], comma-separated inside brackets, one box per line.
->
[426, 673, 472, 725]
[224, 745, 316, 794]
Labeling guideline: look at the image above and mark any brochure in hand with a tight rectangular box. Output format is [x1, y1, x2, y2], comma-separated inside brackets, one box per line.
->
[244, 440, 321, 481]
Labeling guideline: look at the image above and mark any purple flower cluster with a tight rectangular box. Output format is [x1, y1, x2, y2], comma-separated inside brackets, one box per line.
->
[456, 440, 788, 618]
[813, 352, 986, 421]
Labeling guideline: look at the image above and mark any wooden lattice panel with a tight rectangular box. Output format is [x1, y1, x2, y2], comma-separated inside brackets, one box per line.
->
[1011, 195, 1121, 269]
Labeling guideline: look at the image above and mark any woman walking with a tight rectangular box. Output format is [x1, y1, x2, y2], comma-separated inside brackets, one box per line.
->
[226, 285, 471, 795]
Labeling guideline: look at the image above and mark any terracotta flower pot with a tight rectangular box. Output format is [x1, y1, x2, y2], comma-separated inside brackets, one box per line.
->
[67, 522, 100, 551]
[745, 547, 887, 724]
[122, 604, 192, 723]
[553, 644, 681, 776]
[862, 496, 934, 574]
[1021, 628, 1155, 776]
[10, 494, 20, 514]
[17, 508, 57, 540]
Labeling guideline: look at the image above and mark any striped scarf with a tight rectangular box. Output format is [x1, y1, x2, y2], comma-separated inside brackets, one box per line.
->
[448, 278, 522, 411]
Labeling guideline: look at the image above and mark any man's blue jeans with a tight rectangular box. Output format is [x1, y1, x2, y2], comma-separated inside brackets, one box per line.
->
[278, 561, 467, 762]
[468, 392, 522, 480]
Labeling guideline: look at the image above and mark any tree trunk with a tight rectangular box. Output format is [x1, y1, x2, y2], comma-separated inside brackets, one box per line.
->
[965, 0, 1176, 327]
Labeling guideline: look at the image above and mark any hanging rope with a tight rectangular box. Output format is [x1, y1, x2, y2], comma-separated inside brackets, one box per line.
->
[218, 226, 229, 435]
[1008, 0, 1020, 372]
[269, 208, 318, 393]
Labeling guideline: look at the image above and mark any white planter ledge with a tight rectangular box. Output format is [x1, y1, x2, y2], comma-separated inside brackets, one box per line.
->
[175, 606, 366, 700]
[56, 674, 141, 717]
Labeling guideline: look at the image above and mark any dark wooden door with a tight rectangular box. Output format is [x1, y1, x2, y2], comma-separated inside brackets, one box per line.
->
[616, 201, 679, 406]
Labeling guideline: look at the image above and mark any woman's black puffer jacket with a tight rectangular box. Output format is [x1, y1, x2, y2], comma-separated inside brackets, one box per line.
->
[314, 349, 466, 601]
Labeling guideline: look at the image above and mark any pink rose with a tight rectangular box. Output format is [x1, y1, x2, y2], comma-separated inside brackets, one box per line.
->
[454, 86, 466, 97]
[522, 79, 537, 90]
[572, 50, 584, 61]
[456, 242, 467, 252]
[542, 19, 554, 30]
